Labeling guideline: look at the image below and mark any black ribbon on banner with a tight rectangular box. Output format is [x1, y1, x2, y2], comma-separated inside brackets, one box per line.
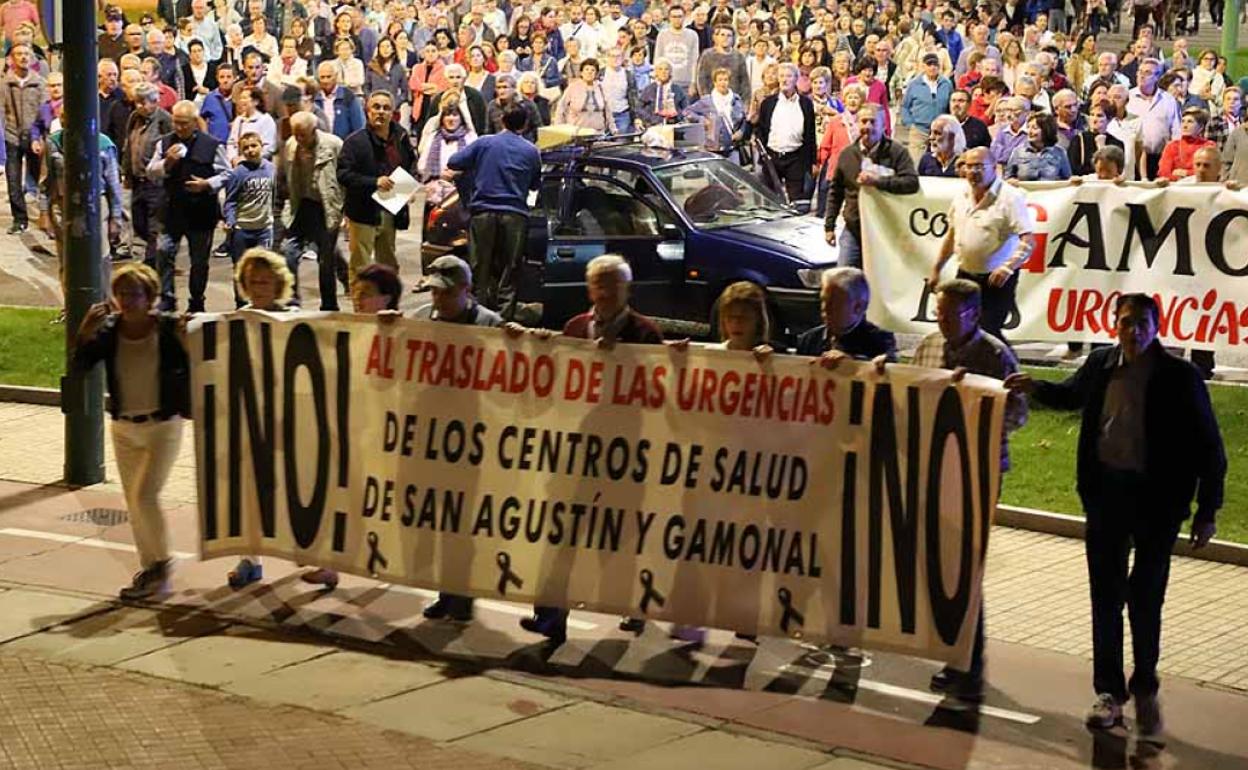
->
[496, 551, 523, 595]
[778, 587, 805, 634]
[367, 532, 388, 575]
[638, 569, 665, 614]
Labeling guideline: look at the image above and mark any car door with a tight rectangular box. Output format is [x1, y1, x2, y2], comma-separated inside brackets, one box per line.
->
[539, 168, 686, 329]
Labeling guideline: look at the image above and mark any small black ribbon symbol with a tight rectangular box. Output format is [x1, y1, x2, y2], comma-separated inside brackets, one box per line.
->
[496, 551, 523, 595]
[778, 587, 805, 634]
[638, 569, 665, 614]
[366, 532, 388, 575]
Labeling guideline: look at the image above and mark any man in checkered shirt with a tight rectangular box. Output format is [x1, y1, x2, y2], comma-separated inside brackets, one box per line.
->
[909, 278, 1027, 703]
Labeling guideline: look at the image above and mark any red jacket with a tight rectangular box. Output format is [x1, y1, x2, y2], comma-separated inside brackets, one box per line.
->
[563, 309, 664, 343]
[1158, 135, 1215, 180]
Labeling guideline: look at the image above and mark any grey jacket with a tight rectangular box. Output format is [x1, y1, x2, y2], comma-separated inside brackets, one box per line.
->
[280, 130, 344, 229]
[2, 71, 47, 142]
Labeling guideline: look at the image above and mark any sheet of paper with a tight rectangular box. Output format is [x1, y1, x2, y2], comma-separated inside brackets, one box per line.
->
[371, 166, 420, 216]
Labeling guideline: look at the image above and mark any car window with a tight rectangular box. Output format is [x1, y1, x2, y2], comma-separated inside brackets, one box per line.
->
[653, 159, 791, 229]
[537, 177, 563, 222]
[555, 176, 668, 238]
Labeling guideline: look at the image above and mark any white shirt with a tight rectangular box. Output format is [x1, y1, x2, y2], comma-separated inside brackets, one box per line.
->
[767, 91, 804, 154]
[1127, 87, 1182, 154]
[950, 176, 1034, 274]
[1107, 117, 1140, 180]
[116, 331, 161, 417]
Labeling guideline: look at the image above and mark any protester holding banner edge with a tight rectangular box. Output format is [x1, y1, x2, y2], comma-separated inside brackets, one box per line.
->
[909, 278, 1027, 701]
[1004, 293, 1225, 740]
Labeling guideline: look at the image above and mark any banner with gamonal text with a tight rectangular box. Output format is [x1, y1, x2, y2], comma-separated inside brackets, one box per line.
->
[861, 179, 1248, 351]
[189, 312, 1006, 667]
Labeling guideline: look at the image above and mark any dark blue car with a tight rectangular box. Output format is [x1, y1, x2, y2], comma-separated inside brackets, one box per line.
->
[424, 140, 839, 340]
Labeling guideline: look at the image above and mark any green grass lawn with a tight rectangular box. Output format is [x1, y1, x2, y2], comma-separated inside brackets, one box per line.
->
[0, 306, 64, 389]
[0, 305, 1244, 542]
[1004, 367, 1248, 545]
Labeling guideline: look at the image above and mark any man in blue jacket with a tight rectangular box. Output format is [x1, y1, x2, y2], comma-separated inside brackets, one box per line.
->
[900, 53, 953, 164]
[446, 102, 541, 316]
[200, 63, 236, 143]
[315, 61, 365, 141]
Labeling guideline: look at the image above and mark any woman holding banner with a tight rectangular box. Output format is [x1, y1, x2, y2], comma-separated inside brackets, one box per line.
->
[74, 263, 190, 601]
[226, 248, 305, 589]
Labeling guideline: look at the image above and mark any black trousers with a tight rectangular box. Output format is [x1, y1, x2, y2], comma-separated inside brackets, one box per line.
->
[5, 138, 37, 226]
[468, 210, 526, 311]
[158, 227, 215, 312]
[1086, 469, 1183, 702]
[768, 149, 807, 204]
[1144, 151, 1162, 181]
[131, 181, 164, 266]
[957, 268, 1019, 346]
[282, 200, 342, 311]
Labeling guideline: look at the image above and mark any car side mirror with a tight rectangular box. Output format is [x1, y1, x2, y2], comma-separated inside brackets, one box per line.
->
[661, 223, 682, 241]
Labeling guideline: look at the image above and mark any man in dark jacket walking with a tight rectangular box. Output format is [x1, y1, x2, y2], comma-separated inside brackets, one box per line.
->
[337, 90, 416, 285]
[123, 84, 173, 267]
[823, 103, 919, 268]
[1005, 293, 1225, 741]
[145, 100, 230, 312]
[446, 101, 541, 314]
[756, 62, 815, 204]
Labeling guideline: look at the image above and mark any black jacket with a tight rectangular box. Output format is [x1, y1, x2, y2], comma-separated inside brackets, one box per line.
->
[756, 92, 817, 168]
[337, 121, 417, 228]
[73, 315, 191, 420]
[1033, 343, 1226, 524]
[1067, 132, 1124, 177]
[825, 136, 919, 237]
[960, 115, 992, 149]
[794, 319, 898, 361]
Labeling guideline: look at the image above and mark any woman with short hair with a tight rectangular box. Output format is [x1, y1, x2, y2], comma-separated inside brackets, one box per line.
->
[1005, 112, 1073, 180]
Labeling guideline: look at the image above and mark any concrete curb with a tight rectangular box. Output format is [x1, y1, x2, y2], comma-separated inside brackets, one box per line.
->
[997, 504, 1248, 568]
[4, 385, 1248, 568]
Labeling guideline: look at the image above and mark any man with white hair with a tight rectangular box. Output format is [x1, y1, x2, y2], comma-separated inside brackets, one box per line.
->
[795, 267, 897, 361]
[757, 62, 815, 203]
[315, 61, 365, 140]
[521, 253, 663, 645]
[636, 58, 688, 127]
[280, 111, 345, 310]
[1107, 84, 1142, 180]
[145, 100, 230, 312]
[1128, 58, 1181, 180]
[1052, 89, 1085, 149]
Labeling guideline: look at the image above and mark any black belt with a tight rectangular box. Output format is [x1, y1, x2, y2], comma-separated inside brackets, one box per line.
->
[115, 411, 169, 424]
[769, 148, 804, 159]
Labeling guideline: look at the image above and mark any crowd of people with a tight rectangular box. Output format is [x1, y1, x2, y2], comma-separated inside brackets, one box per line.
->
[0, 0, 1231, 747]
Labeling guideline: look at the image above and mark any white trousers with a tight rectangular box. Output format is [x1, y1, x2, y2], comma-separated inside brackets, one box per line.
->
[112, 417, 183, 569]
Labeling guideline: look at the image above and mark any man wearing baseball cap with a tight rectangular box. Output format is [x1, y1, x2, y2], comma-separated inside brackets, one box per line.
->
[900, 52, 954, 164]
[415, 254, 502, 622]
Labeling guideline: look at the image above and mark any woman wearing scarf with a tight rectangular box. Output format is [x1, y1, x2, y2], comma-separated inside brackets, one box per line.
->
[417, 104, 477, 206]
[684, 67, 746, 160]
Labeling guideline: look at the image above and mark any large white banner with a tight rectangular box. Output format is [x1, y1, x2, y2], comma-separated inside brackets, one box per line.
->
[189, 312, 1007, 667]
[861, 179, 1248, 351]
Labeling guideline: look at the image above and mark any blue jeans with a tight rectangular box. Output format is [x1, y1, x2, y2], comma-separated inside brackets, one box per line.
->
[613, 110, 632, 133]
[837, 227, 862, 268]
[229, 226, 273, 307]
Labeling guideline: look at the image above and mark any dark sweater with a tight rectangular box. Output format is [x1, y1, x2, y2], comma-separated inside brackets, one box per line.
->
[824, 136, 919, 238]
[73, 315, 190, 420]
[794, 319, 898, 361]
[1032, 343, 1226, 524]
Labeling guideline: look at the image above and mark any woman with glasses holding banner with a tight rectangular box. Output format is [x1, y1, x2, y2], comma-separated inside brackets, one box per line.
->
[74, 263, 190, 601]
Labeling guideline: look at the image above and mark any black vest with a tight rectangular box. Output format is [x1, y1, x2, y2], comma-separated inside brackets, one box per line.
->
[161, 131, 222, 232]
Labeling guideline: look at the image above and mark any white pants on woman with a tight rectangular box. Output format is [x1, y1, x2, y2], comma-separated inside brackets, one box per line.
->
[112, 417, 183, 570]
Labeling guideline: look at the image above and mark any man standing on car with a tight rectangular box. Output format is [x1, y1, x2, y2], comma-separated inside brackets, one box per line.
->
[824, 103, 919, 268]
[446, 102, 541, 318]
[756, 62, 815, 205]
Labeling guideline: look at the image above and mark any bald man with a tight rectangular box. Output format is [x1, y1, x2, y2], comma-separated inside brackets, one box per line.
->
[145, 101, 231, 312]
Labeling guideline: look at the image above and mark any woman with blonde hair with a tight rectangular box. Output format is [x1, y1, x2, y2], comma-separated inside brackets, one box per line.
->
[74, 262, 190, 600]
[226, 248, 298, 589]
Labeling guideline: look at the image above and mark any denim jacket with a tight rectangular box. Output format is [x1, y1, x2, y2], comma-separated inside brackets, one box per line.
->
[1005, 143, 1072, 181]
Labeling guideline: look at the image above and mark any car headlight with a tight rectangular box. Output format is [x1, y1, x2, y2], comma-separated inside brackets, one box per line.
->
[796, 268, 824, 289]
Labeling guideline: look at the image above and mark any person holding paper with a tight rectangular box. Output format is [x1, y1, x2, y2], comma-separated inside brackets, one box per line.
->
[336, 89, 416, 286]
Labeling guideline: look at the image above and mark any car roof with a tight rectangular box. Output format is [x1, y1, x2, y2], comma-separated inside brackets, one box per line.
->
[541, 144, 722, 169]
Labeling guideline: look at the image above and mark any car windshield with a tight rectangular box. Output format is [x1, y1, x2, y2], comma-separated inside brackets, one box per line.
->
[652, 160, 793, 229]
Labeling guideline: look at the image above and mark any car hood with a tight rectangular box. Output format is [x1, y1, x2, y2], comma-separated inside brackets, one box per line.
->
[714, 215, 840, 267]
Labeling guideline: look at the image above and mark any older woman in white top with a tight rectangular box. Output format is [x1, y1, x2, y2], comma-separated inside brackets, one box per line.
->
[333, 37, 366, 95]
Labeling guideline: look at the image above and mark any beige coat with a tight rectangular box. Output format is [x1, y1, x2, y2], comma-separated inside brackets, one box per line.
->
[280, 129, 344, 229]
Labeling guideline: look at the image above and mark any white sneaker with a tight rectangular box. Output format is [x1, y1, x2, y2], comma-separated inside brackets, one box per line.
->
[1085, 693, 1124, 729]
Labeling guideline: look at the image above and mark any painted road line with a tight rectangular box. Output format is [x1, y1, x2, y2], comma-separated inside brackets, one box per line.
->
[0, 527, 197, 560]
[788, 662, 1042, 725]
[381, 583, 599, 630]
